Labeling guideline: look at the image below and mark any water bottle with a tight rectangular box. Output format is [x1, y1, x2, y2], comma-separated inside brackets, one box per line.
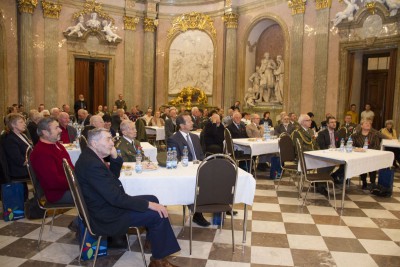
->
[182, 146, 189, 167]
[340, 138, 345, 152]
[75, 138, 80, 149]
[117, 149, 122, 158]
[135, 151, 142, 173]
[363, 137, 369, 150]
[263, 122, 270, 140]
[212, 212, 222, 225]
[346, 136, 353, 153]
[166, 148, 172, 169]
[172, 147, 178, 168]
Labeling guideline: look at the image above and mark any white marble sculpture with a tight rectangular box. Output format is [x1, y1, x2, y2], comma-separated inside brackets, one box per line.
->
[86, 12, 101, 28]
[369, 0, 400, 16]
[249, 66, 261, 100]
[333, 0, 360, 27]
[102, 20, 121, 42]
[256, 53, 276, 103]
[64, 15, 87, 37]
[244, 87, 256, 108]
[274, 55, 284, 104]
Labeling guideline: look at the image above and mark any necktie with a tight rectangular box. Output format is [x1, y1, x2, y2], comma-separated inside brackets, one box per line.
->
[132, 141, 136, 152]
[329, 131, 335, 147]
[186, 134, 197, 160]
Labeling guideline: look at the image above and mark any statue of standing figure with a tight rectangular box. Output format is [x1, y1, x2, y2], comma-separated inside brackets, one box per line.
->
[274, 55, 284, 104]
[256, 52, 276, 103]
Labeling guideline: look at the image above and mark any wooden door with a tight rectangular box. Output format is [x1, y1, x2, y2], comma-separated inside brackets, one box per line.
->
[362, 71, 387, 129]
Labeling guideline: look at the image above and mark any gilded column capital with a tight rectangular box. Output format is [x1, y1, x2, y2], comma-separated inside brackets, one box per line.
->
[287, 0, 307, 15]
[41, 1, 62, 19]
[124, 16, 140, 31]
[222, 12, 238, 29]
[18, 0, 38, 14]
[315, 0, 331, 10]
[144, 17, 157, 32]
[365, 1, 377, 14]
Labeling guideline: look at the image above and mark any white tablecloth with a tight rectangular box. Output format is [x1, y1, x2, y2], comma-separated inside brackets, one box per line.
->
[304, 149, 394, 179]
[65, 142, 157, 165]
[381, 139, 400, 149]
[232, 138, 279, 156]
[119, 162, 256, 206]
[145, 126, 165, 141]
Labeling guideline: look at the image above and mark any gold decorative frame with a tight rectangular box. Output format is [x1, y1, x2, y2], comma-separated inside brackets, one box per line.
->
[18, 0, 38, 14]
[168, 87, 208, 109]
[72, 0, 114, 24]
[165, 12, 218, 100]
[41, 0, 62, 19]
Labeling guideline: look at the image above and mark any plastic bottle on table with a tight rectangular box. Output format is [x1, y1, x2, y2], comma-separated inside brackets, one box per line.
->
[181, 146, 189, 167]
[135, 151, 142, 173]
[340, 138, 345, 152]
[346, 136, 353, 153]
[172, 147, 178, 168]
[263, 122, 270, 140]
[166, 148, 172, 169]
[363, 137, 369, 150]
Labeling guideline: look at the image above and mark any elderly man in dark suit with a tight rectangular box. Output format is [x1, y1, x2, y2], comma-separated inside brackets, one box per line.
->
[75, 128, 180, 267]
[275, 115, 295, 136]
[58, 112, 77, 144]
[227, 111, 248, 139]
[167, 114, 210, 227]
[164, 108, 178, 140]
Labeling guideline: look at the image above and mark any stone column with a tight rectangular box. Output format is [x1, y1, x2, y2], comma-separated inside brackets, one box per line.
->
[288, 1, 306, 115]
[123, 16, 139, 109]
[17, 0, 38, 110]
[222, 12, 238, 111]
[42, 1, 62, 108]
[142, 17, 157, 110]
[313, 0, 331, 123]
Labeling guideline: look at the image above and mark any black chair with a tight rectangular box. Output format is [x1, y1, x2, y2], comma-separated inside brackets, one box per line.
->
[26, 147, 75, 248]
[79, 135, 88, 151]
[276, 133, 300, 192]
[135, 118, 148, 142]
[295, 139, 336, 209]
[224, 128, 254, 176]
[62, 159, 146, 267]
[0, 132, 11, 185]
[188, 154, 238, 255]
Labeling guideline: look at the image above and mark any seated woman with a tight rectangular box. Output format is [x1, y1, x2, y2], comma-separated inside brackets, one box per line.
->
[351, 119, 381, 189]
[380, 120, 400, 168]
[149, 111, 165, 127]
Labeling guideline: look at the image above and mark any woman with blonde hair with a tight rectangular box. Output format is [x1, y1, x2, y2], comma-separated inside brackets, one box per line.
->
[381, 119, 400, 168]
[149, 111, 165, 127]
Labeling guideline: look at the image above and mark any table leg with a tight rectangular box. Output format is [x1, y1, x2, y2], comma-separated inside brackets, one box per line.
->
[242, 204, 248, 243]
[341, 164, 348, 214]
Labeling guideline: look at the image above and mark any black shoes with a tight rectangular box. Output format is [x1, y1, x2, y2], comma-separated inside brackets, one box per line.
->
[226, 210, 238, 216]
[193, 213, 211, 227]
[317, 187, 329, 197]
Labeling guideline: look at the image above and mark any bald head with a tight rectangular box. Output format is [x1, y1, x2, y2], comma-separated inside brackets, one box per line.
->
[58, 112, 70, 127]
[90, 115, 105, 128]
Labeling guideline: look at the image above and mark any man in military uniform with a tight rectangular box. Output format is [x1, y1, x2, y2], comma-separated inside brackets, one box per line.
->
[115, 94, 127, 111]
[342, 114, 357, 140]
[115, 120, 143, 162]
[291, 114, 319, 152]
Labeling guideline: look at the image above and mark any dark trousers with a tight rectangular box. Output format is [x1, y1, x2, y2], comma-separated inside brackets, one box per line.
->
[360, 172, 377, 184]
[127, 195, 180, 259]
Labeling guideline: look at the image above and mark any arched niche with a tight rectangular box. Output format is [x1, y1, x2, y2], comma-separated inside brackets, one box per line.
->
[241, 15, 290, 114]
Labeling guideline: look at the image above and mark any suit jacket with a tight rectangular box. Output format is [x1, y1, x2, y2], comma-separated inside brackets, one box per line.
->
[115, 99, 127, 110]
[167, 131, 204, 161]
[81, 125, 95, 140]
[317, 129, 340, 149]
[80, 115, 91, 127]
[246, 123, 264, 138]
[291, 127, 319, 152]
[342, 122, 357, 139]
[27, 121, 39, 145]
[74, 100, 87, 114]
[75, 148, 149, 236]
[203, 121, 225, 147]
[274, 123, 295, 136]
[164, 118, 177, 140]
[227, 122, 248, 139]
[191, 115, 201, 131]
[115, 137, 143, 162]
[3, 131, 30, 178]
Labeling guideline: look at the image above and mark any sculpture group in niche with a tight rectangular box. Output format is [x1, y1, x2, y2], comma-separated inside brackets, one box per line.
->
[363, 0, 400, 16]
[245, 52, 284, 107]
[64, 12, 121, 43]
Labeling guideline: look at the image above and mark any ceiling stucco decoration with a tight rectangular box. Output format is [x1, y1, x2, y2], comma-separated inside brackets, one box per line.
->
[167, 12, 216, 40]
[72, 0, 114, 24]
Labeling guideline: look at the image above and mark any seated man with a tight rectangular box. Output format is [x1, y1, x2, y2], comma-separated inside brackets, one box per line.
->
[165, 108, 178, 140]
[342, 114, 357, 140]
[227, 111, 248, 139]
[75, 128, 180, 266]
[246, 113, 268, 171]
[274, 115, 295, 136]
[115, 120, 143, 162]
[31, 117, 74, 204]
[203, 113, 224, 154]
[81, 115, 104, 139]
[167, 114, 211, 226]
[58, 112, 77, 144]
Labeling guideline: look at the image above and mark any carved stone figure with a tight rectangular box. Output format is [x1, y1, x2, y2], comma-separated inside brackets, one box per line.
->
[244, 87, 256, 108]
[249, 66, 261, 99]
[274, 55, 284, 104]
[256, 53, 276, 103]
[102, 20, 121, 42]
[64, 15, 87, 37]
[333, 0, 360, 27]
[86, 12, 101, 28]
[371, 0, 400, 16]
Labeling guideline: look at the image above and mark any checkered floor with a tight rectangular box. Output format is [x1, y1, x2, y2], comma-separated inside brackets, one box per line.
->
[0, 169, 399, 267]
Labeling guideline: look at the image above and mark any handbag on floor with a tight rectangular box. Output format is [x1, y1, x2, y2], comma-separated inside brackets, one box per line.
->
[371, 168, 394, 197]
[77, 217, 108, 261]
[2, 182, 25, 221]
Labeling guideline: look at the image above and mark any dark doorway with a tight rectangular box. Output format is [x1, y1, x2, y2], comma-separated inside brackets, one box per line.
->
[361, 50, 396, 129]
[74, 58, 108, 115]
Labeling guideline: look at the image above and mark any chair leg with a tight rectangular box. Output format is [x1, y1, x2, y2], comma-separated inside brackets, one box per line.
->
[92, 236, 102, 267]
[276, 169, 287, 191]
[331, 181, 337, 210]
[38, 210, 48, 249]
[302, 182, 312, 208]
[189, 214, 193, 255]
[182, 206, 186, 226]
[326, 182, 331, 203]
[50, 210, 57, 231]
[126, 234, 131, 251]
[79, 228, 88, 263]
[230, 210, 235, 253]
[135, 228, 147, 267]
[219, 212, 223, 231]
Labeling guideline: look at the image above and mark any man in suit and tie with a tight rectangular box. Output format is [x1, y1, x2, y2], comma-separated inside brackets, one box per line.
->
[227, 111, 248, 139]
[115, 120, 143, 162]
[167, 114, 210, 227]
[190, 106, 202, 130]
[275, 115, 295, 136]
[165, 108, 178, 140]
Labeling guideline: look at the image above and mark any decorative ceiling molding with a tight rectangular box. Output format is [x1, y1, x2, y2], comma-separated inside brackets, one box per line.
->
[167, 12, 216, 40]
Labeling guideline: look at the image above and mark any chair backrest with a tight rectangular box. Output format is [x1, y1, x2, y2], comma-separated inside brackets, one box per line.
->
[194, 154, 238, 209]
[79, 135, 88, 151]
[135, 118, 148, 142]
[338, 127, 347, 141]
[26, 147, 46, 205]
[278, 133, 296, 165]
[62, 159, 95, 236]
[0, 132, 10, 184]
[223, 128, 236, 161]
[295, 139, 308, 180]
[199, 130, 207, 154]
